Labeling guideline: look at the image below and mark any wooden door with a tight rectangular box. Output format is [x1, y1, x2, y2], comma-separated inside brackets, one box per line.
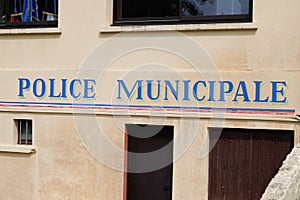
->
[209, 128, 294, 200]
[125, 124, 174, 200]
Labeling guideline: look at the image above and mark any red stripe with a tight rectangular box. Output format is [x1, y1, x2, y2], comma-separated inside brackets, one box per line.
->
[0, 103, 294, 115]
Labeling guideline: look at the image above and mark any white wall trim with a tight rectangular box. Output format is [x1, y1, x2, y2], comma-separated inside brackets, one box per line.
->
[0, 28, 62, 35]
[100, 23, 258, 33]
[0, 145, 36, 154]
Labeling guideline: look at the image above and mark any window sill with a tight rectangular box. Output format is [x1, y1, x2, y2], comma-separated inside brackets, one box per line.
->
[0, 27, 62, 35]
[0, 145, 36, 154]
[100, 22, 257, 33]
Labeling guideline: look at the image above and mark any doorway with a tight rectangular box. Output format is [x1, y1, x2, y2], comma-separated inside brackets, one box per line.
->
[125, 124, 174, 200]
[208, 128, 294, 200]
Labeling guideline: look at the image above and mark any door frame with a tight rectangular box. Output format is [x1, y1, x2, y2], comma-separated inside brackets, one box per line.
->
[123, 124, 174, 200]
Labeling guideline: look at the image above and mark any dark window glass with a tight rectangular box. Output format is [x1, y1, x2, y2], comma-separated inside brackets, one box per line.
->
[122, 0, 179, 18]
[0, 0, 58, 28]
[182, 0, 249, 16]
[114, 0, 252, 25]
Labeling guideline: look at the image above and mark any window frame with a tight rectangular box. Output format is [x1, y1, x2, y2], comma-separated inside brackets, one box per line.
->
[0, 0, 58, 29]
[113, 0, 253, 26]
[16, 119, 33, 146]
[0, 21, 58, 29]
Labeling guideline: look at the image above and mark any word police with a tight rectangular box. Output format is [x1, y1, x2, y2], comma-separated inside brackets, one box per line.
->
[18, 78, 96, 99]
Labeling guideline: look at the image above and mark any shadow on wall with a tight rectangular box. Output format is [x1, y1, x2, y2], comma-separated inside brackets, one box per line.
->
[261, 144, 300, 200]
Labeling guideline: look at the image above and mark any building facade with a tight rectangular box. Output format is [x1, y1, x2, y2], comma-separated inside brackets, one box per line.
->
[0, 0, 299, 199]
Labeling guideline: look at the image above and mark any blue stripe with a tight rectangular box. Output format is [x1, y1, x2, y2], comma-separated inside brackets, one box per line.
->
[0, 101, 295, 113]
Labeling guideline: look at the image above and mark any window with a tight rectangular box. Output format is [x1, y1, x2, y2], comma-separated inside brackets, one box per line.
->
[114, 0, 252, 25]
[0, 0, 58, 28]
[17, 119, 32, 145]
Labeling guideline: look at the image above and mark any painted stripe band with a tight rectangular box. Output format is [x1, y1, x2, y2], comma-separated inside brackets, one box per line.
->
[0, 101, 295, 115]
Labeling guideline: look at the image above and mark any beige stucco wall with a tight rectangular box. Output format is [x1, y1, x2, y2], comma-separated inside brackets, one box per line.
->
[0, 113, 298, 199]
[0, 0, 299, 71]
[0, 0, 299, 199]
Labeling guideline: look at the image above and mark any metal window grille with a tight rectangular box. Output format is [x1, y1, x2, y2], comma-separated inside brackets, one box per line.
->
[17, 119, 32, 145]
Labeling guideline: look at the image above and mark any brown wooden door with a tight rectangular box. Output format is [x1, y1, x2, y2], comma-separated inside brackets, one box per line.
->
[209, 128, 294, 200]
[125, 124, 173, 200]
